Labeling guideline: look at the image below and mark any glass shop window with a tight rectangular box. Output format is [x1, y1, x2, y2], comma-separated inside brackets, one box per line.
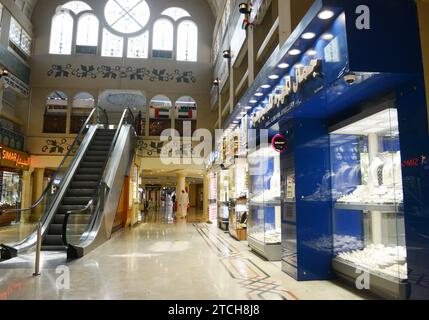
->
[330, 107, 407, 286]
[44, 91, 68, 134]
[0, 170, 22, 207]
[9, 17, 32, 57]
[174, 96, 197, 137]
[149, 95, 172, 136]
[70, 92, 94, 134]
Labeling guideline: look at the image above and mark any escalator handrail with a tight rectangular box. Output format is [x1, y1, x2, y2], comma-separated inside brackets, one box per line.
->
[0, 107, 109, 216]
[63, 108, 135, 247]
[62, 199, 95, 246]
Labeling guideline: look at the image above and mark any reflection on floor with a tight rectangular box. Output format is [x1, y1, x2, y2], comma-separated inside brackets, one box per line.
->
[0, 209, 373, 300]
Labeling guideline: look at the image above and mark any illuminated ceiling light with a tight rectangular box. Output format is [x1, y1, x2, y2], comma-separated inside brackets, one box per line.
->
[255, 92, 264, 97]
[278, 63, 289, 69]
[249, 99, 257, 103]
[261, 84, 271, 89]
[301, 32, 316, 40]
[318, 10, 335, 20]
[269, 74, 279, 80]
[307, 50, 317, 56]
[245, 106, 252, 110]
[322, 33, 334, 40]
[289, 49, 301, 55]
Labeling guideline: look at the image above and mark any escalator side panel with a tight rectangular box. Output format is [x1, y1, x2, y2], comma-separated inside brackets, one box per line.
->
[1, 126, 99, 258]
[68, 125, 136, 258]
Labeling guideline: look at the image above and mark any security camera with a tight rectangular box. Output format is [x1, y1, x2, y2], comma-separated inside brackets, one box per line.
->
[344, 74, 356, 84]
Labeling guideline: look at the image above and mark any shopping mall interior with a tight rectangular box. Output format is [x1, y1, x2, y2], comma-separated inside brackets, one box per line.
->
[0, 0, 428, 302]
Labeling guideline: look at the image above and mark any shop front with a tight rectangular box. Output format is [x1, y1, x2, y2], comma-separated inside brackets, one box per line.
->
[0, 146, 30, 226]
[236, 0, 428, 299]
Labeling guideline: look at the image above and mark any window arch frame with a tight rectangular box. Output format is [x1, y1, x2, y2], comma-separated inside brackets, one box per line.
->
[76, 13, 100, 48]
[161, 7, 191, 21]
[49, 10, 75, 55]
[151, 17, 175, 58]
[176, 19, 198, 62]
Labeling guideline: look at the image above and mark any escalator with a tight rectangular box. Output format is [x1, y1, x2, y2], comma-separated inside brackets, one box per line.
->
[0, 107, 136, 260]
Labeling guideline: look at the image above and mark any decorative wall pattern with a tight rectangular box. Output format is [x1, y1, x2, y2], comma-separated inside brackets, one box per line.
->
[47, 64, 197, 83]
[41, 139, 72, 154]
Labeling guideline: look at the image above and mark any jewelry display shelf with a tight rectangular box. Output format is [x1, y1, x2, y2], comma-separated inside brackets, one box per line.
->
[335, 202, 404, 213]
[332, 257, 409, 300]
[248, 236, 282, 261]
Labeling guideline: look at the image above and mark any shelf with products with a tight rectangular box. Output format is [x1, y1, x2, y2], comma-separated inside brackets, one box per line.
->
[229, 157, 249, 241]
[247, 146, 282, 260]
[329, 107, 408, 299]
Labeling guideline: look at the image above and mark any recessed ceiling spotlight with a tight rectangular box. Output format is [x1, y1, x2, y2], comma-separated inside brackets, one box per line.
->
[261, 84, 271, 89]
[301, 32, 316, 40]
[307, 50, 317, 56]
[269, 74, 279, 80]
[289, 49, 301, 56]
[278, 63, 289, 69]
[322, 33, 334, 40]
[245, 106, 252, 110]
[250, 99, 257, 103]
[318, 10, 335, 20]
[255, 92, 264, 97]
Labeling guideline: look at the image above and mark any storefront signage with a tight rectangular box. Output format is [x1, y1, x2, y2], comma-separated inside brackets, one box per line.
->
[252, 59, 322, 126]
[0, 147, 30, 170]
[272, 134, 287, 153]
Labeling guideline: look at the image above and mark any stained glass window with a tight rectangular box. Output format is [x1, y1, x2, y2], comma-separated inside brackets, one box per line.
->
[105, 0, 150, 34]
[152, 18, 174, 51]
[162, 7, 190, 21]
[76, 14, 99, 46]
[127, 31, 149, 58]
[101, 28, 124, 57]
[9, 17, 32, 56]
[177, 20, 198, 62]
[49, 12, 74, 54]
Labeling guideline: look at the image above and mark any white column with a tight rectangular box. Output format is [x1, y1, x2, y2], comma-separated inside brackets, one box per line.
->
[176, 172, 187, 219]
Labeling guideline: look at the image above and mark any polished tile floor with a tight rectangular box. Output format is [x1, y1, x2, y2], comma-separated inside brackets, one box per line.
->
[0, 209, 373, 300]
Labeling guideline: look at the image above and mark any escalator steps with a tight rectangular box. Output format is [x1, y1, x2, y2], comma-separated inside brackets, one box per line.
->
[42, 129, 116, 250]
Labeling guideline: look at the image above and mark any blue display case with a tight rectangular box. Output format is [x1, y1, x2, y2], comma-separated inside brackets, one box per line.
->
[329, 106, 407, 299]
[248, 146, 282, 260]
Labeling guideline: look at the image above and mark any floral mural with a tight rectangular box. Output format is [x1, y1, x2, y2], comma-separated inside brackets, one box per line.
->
[47, 64, 197, 83]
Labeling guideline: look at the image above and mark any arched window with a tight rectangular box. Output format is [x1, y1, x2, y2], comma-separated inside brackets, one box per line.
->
[44, 91, 68, 133]
[152, 18, 174, 58]
[71, 92, 94, 133]
[61, 1, 92, 15]
[49, 11, 74, 54]
[128, 31, 149, 58]
[105, 0, 150, 34]
[175, 96, 197, 136]
[162, 7, 190, 21]
[101, 28, 124, 57]
[149, 95, 172, 136]
[177, 20, 198, 62]
[76, 14, 99, 48]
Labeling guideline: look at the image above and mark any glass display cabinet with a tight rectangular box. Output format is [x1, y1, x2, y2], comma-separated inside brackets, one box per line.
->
[329, 107, 408, 299]
[217, 169, 231, 231]
[229, 158, 248, 241]
[0, 170, 22, 226]
[248, 146, 282, 260]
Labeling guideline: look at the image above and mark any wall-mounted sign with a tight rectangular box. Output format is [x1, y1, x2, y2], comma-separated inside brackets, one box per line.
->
[0, 146, 30, 170]
[272, 134, 287, 153]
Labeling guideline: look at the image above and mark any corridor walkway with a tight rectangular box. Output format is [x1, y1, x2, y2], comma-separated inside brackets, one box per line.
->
[0, 219, 372, 300]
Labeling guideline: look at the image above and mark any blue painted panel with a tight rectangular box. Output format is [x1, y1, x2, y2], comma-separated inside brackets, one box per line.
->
[324, 0, 422, 73]
[396, 79, 429, 299]
[294, 118, 334, 281]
